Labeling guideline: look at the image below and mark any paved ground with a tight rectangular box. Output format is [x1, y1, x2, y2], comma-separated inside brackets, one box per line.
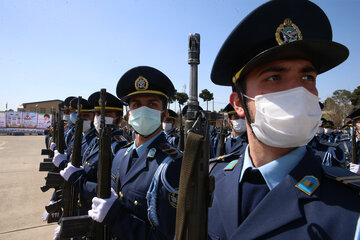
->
[0, 136, 55, 240]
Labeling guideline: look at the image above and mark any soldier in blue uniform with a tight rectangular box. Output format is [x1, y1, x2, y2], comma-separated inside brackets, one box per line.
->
[163, 109, 180, 148]
[59, 92, 128, 215]
[348, 108, 360, 174]
[63, 96, 76, 149]
[223, 103, 248, 155]
[87, 66, 182, 239]
[208, 0, 360, 239]
[209, 113, 220, 158]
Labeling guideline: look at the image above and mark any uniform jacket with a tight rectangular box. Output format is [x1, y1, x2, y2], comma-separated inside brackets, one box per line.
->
[224, 131, 248, 156]
[103, 132, 182, 240]
[164, 128, 179, 148]
[208, 148, 360, 240]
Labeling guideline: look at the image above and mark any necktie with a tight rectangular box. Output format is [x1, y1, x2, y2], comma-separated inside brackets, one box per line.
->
[127, 149, 138, 173]
[240, 168, 269, 222]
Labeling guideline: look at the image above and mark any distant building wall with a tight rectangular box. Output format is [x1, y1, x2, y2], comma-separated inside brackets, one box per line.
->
[23, 100, 62, 114]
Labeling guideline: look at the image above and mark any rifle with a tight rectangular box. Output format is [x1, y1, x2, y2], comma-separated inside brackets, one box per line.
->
[352, 120, 358, 164]
[175, 33, 214, 240]
[179, 105, 185, 151]
[216, 115, 227, 157]
[94, 88, 112, 239]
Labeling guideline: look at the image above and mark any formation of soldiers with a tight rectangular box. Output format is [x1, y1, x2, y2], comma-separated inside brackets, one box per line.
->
[38, 0, 360, 239]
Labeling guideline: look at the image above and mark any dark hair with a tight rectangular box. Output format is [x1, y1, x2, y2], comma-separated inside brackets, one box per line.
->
[44, 114, 50, 118]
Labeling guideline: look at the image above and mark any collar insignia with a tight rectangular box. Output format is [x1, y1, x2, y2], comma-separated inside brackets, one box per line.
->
[295, 175, 320, 196]
[147, 148, 156, 158]
[275, 18, 303, 45]
[224, 160, 238, 171]
[135, 76, 149, 91]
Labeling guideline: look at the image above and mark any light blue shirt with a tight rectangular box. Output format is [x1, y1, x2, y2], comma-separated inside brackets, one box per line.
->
[133, 130, 163, 157]
[240, 145, 307, 190]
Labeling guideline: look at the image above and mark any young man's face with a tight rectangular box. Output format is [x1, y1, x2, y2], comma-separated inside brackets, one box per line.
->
[231, 59, 318, 121]
[128, 94, 164, 112]
[79, 112, 94, 121]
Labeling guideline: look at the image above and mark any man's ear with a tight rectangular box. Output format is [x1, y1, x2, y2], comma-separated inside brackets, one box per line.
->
[230, 92, 245, 118]
[127, 110, 130, 118]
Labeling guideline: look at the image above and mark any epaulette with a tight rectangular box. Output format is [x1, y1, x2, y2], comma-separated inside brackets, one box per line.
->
[209, 151, 244, 164]
[158, 143, 182, 159]
[322, 165, 360, 191]
[113, 134, 127, 143]
[120, 141, 134, 150]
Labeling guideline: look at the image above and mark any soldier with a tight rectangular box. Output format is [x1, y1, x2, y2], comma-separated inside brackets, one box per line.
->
[348, 108, 360, 174]
[223, 103, 248, 155]
[59, 92, 128, 215]
[208, 0, 360, 239]
[88, 66, 182, 239]
[63, 96, 76, 149]
[209, 112, 220, 158]
[163, 109, 180, 148]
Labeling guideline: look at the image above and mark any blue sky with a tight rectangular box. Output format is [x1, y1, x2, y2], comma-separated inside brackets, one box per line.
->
[1, 0, 359, 112]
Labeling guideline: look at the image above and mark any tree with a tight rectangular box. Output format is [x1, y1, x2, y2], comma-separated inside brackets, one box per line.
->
[331, 89, 354, 123]
[175, 92, 189, 107]
[199, 89, 214, 111]
[350, 85, 360, 107]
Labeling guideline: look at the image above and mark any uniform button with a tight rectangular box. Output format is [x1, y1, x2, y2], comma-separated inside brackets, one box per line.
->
[134, 200, 138, 206]
[119, 191, 124, 198]
[92, 166, 95, 169]
[77, 200, 82, 207]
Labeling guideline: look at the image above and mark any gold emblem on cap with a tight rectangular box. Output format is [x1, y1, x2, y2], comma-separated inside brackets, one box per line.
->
[275, 18, 302, 45]
[135, 76, 149, 91]
[98, 99, 107, 106]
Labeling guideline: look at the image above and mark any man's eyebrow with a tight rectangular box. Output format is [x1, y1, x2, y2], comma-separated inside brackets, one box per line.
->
[257, 66, 287, 77]
[300, 66, 317, 74]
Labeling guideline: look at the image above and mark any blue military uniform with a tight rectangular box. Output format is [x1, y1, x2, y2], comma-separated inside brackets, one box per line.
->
[208, 0, 360, 238]
[210, 126, 220, 159]
[224, 131, 248, 155]
[164, 128, 179, 148]
[104, 131, 182, 239]
[208, 147, 360, 239]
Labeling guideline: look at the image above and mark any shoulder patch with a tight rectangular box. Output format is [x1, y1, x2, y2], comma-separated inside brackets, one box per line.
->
[322, 165, 360, 191]
[158, 143, 181, 159]
[147, 148, 156, 158]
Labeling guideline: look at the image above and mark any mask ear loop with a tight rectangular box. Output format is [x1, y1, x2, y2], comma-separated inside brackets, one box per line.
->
[234, 82, 256, 136]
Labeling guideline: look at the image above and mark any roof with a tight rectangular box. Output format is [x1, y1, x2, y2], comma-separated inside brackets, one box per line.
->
[22, 99, 63, 106]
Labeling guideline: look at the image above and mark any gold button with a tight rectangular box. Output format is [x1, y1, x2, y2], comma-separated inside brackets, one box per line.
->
[119, 191, 123, 198]
[134, 200, 138, 206]
[92, 166, 95, 169]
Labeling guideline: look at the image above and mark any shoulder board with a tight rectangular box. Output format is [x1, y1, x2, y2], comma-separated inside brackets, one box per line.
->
[120, 141, 134, 149]
[322, 165, 360, 191]
[158, 143, 182, 159]
[113, 134, 127, 143]
[209, 151, 244, 164]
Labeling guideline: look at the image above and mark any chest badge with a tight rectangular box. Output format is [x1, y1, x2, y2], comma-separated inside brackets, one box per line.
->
[224, 160, 238, 171]
[295, 175, 320, 196]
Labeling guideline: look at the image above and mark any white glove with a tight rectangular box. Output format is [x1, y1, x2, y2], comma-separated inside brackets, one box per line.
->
[52, 150, 67, 167]
[53, 224, 61, 240]
[50, 142, 56, 151]
[88, 188, 118, 223]
[60, 163, 83, 181]
[42, 200, 54, 221]
[350, 163, 360, 175]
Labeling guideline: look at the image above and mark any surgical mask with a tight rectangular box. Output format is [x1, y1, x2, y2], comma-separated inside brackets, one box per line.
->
[82, 120, 92, 134]
[63, 114, 70, 122]
[244, 87, 322, 148]
[231, 119, 246, 133]
[70, 112, 77, 124]
[162, 122, 173, 132]
[94, 115, 114, 134]
[128, 106, 161, 136]
[316, 126, 324, 135]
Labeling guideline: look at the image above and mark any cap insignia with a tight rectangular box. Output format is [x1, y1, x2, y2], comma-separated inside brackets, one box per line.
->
[98, 99, 107, 107]
[135, 76, 149, 91]
[275, 18, 302, 45]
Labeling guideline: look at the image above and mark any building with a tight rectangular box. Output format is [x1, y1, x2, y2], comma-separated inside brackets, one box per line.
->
[21, 99, 63, 114]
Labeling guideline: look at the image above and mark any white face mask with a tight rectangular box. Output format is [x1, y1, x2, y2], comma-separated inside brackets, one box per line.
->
[82, 120, 92, 134]
[231, 119, 246, 133]
[94, 115, 114, 134]
[162, 122, 173, 132]
[244, 87, 322, 148]
[128, 106, 161, 137]
[70, 112, 77, 124]
[63, 114, 70, 122]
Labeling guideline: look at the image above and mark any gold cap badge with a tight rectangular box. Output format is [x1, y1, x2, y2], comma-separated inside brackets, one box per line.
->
[135, 76, 149, 91]
[275, 18, 302, 45]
